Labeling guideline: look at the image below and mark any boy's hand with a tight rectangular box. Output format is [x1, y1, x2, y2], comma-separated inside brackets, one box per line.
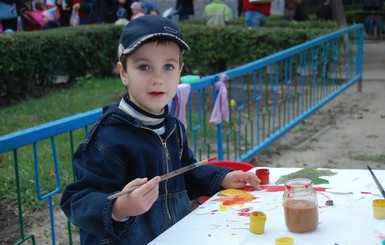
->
[221, 171, 261, 191]
[112, 176, 160, 219]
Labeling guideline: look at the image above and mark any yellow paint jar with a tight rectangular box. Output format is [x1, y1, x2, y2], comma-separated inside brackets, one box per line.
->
[373, 199, 385, 219]
[275, 236, 294, 245]
[249, 211, 266, 234]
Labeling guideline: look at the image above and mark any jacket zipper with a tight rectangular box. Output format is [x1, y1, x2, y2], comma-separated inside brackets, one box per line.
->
[141, 124, 176, 223]
[162, 140, 172, 221]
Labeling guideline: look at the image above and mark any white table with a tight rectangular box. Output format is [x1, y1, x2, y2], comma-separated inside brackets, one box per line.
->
[149, 167, 385, 245]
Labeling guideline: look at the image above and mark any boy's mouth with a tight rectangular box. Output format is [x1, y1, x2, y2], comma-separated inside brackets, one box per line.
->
[149, 92, 165, 96]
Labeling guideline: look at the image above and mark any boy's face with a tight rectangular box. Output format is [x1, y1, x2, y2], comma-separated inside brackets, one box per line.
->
[118, 41, 183, 114]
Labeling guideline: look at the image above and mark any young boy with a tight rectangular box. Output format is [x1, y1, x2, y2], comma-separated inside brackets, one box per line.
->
[60, 15, 260, 244]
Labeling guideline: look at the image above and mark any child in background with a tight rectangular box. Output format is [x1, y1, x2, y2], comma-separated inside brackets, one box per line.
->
[150, 8, 160, 15]
[115, 6, 129, 25]
[130, 1, 144, 20]
[60, 15, 261, 244]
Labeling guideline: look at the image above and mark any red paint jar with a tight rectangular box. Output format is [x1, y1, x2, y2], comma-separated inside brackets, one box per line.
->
[256, 168, 270, 185]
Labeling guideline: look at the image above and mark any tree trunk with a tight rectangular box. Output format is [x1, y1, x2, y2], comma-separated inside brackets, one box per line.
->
[330, 0, 347, 27]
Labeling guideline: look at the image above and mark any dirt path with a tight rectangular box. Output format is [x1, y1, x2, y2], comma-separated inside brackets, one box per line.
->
[253, 80, 385, 170]
[253, 39, 385, 170]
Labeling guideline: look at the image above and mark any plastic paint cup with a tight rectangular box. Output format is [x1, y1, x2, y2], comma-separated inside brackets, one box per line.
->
[275, 236, 294, 245]
[256, 168, 270, 185]
[373, 199, 385, 219]
[249, 211, 266, 234]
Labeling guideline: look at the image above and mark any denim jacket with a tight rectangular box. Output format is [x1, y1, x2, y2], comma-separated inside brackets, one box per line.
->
[60, 102, 232, 244]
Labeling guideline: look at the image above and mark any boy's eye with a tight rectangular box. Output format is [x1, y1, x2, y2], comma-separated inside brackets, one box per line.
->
[164, 64, 175, 71]
[138, 64, 149, 71]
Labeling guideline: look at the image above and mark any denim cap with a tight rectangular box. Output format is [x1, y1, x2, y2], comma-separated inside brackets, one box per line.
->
[118, 15, 190, 61]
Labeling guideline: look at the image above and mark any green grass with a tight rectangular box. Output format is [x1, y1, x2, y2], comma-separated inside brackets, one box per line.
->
[0, 77, 125, 211]
[1, 77, 124, 135]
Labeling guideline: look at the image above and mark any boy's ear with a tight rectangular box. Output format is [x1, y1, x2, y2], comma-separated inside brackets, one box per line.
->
[117, 62, 129, 86]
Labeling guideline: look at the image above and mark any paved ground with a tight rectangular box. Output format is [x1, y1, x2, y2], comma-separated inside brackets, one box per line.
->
[257, 39, 385, 170]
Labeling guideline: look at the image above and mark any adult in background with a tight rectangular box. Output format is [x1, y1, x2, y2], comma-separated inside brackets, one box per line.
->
[56, 0, 73, 26]
[316, 0, 332, 21]
[202, 0, 233, 27]
[72, 0, 102, 24]
[175, 0, 194, 21]
[241, 0, 271, 28]
[98, 0, 131, 23]
[284, 0, 308, 22]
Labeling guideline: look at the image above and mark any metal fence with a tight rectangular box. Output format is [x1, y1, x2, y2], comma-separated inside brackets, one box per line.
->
[0, 24, 363, 244]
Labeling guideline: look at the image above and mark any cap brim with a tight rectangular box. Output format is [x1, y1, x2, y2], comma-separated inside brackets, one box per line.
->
[119, 33, 190, 59]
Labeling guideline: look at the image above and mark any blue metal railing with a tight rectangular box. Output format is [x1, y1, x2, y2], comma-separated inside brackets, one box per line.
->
[187, 24, 363, 162]
[0, 24, 364, 244]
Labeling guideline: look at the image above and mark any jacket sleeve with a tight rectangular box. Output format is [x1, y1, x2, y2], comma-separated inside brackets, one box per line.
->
[60, 141, 136, 238]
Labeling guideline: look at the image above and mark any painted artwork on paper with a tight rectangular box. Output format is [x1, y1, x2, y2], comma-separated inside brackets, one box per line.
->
[212, 189, 262, 212]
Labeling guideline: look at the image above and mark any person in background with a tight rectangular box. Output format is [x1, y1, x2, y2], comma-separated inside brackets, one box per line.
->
[175, 0, 194, 21]
[150, 8, 160, 15]
[99, 0, 131, 23]
[362, 0, 384, 36]
[72, 0, 101, 24]
[42, 5, 60, 29]
[56, 0, 73, 26]
[130, 1, 144, 20]
[0, 0, 25, 33]
[283, 0, 308, 21]
[316, 0, 332, 21]
[202, 0, 233, 27]
[241, 0, 271, 28]
[115, 4, 129, 25]
[60, 15, 261, 244]
[141, 0, 154, 14]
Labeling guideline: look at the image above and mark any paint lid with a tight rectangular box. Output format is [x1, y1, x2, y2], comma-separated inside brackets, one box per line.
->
[275, 236, 294, 245]
[373, 199, 385, 207]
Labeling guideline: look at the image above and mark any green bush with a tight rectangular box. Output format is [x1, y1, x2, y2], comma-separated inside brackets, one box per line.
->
[181, 20, 339, 75]
[0, 24, 123, 103]
[0, 20, 339, 105]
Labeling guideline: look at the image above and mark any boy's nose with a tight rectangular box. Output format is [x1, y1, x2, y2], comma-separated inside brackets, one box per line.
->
[151, 72, 164, 85]
[151, 76, 164, 85]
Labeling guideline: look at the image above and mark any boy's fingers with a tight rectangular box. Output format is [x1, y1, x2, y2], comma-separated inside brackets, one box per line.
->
[129, 177, 148, 187]
[136, 176, 161, 194]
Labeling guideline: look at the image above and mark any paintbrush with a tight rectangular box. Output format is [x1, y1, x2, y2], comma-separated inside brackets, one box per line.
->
[107, 157, 217, 200]
[367, 164, 385, 199]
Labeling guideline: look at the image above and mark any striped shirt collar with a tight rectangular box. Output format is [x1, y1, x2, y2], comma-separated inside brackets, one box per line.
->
[118, 96, 167, 135]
